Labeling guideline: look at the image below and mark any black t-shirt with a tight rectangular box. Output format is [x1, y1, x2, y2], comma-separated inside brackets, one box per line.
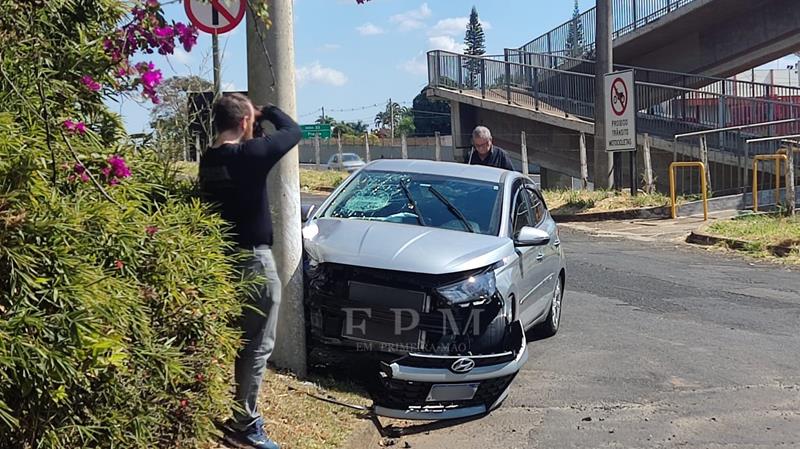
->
[199, 106, 302, 248]
[467, 145, 515, 171]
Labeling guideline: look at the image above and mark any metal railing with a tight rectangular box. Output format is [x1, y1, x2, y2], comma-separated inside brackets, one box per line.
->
[519, 0, 699, 59]
[429, 50, 800, 157]
[503, 49, 800, 101]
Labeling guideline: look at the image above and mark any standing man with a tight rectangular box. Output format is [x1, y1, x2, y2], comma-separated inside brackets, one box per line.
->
[466, 126, 515, 171]
[199, 93, 301, 449]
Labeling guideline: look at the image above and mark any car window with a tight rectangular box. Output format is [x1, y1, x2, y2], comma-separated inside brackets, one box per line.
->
[321, 170, 503, 235]
[342, 154, 360, 162]
[512, 187, 534, 238]
[330, 155, 338, 163]
[529, 189, 547, 225]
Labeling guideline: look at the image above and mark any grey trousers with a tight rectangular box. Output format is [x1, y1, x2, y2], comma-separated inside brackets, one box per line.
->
[232, 245, 282, 429]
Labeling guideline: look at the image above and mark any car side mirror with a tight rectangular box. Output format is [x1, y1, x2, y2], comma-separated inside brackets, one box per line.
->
[514, 226, 550, 247]
[301, 204, 317, 223]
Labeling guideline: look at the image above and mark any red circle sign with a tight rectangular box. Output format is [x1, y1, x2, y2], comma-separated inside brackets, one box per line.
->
[610, 77, 628, 117]
[185, 0, 246, 35]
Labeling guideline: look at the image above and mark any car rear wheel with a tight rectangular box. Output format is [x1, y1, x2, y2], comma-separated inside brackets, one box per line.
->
[534, 275, 563, 338]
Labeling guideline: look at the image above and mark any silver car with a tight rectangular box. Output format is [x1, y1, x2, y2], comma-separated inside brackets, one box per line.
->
[302, 159, 566, 420]
[326, 152, 366, 173]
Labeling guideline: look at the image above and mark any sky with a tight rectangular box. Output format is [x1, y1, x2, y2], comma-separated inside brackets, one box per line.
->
[113, 0, 800, 133]
[113, 0, 599, 132]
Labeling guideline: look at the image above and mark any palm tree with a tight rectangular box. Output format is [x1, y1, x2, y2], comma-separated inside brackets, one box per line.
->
[374, 101, 406, 130]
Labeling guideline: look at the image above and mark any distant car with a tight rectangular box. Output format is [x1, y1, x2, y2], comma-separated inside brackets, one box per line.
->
[301, 159, 566, 420]
[327, 153, 365, 173]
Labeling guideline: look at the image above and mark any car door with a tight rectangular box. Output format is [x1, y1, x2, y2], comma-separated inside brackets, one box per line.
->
[526, 187, 559, 319]
[329, 154, 339, 170]
[510, 182, 551, 328]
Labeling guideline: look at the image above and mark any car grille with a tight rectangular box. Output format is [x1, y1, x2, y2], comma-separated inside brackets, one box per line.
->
[375, 374, 517, 410]
[306, 262, 505, 354]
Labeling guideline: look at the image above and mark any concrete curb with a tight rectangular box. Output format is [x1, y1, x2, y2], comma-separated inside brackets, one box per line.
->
[687, 222, 795, 257]
[552, 206, 670, 222]
[337, 418, 381, 449]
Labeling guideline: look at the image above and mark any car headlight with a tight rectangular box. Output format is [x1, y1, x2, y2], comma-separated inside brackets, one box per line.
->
[436, 271, 497, 305]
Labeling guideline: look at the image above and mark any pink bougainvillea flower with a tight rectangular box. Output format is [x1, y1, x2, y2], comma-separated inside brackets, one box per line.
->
[74, 122, 87, 135]
[81, 75, 101, 92]
[114, 260, 124, 270]
[146, 225, 159, 236]
[63, 120, 75, 131]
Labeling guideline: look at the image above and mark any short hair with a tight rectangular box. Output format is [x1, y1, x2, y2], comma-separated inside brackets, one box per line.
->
[472, 126, 492, 140]
[212, 93, 252, 133]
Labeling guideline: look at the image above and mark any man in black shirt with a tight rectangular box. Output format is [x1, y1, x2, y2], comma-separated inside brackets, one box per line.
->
[466, 125, 515, 171]
[199, 93, 301, 449]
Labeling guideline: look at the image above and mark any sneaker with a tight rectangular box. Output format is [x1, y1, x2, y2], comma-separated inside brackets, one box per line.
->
[220, 418, 280, 449]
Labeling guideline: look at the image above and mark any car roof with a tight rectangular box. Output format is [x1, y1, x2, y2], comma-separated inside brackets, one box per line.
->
[362, 159, 511, 183]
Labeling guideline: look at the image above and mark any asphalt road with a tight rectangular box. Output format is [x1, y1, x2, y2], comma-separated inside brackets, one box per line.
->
[391, 228, 800, 449]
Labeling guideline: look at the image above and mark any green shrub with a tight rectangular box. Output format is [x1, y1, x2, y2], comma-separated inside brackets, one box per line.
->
[0, 123, 242, 448]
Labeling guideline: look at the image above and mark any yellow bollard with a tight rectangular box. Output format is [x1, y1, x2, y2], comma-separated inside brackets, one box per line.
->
[669, 162, 708, 221]
[752, 154, 788, 212]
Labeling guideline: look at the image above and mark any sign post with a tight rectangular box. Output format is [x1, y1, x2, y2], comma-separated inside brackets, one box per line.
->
[605, 69, 638, 194]
[185, 0, 246, 100]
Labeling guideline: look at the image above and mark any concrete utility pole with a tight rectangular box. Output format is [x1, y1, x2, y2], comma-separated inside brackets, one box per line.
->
[401, 133, 408, 159]
[246, 0, 306, 376]
[594, 0, 613, 189]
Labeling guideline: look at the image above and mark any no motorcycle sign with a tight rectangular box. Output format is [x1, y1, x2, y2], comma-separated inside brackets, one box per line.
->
[604, 70, 637, 152]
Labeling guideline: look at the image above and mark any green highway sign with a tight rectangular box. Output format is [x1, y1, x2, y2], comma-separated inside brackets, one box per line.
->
[300, 124, 333, 139]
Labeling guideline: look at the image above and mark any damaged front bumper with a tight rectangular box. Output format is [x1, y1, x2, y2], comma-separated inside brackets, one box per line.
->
[371, 320, 528, 420]
[304, 261, 529, 420]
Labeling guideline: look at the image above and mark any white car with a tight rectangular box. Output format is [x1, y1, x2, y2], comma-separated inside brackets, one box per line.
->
[327, 153, 366, 173]
[302, 159, 567, 420]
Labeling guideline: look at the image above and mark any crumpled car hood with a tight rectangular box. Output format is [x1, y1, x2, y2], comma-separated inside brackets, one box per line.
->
[303, 218, 512, 274]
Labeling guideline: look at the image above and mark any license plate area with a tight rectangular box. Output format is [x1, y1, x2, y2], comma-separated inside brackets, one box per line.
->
[426, 383, 480, 402]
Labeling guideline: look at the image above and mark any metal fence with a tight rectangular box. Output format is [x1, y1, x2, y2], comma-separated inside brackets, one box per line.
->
[518, 0, 699, 58]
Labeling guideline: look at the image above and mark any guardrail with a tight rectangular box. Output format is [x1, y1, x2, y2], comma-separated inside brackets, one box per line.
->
[519, 0, 699, 59]
[669, 162, 708, 220]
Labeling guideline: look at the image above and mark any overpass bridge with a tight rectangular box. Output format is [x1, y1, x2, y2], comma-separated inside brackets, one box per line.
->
[427, 50, 800, 194]
[426, 0, 800, 195]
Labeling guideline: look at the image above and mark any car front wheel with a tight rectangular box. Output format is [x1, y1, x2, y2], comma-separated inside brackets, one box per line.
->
[534, 275, 563, 338]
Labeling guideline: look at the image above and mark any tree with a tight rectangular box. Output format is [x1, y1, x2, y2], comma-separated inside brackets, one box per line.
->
[411, 89, 451, 136]
[374, 101, 406, 131]
[149, 75, 213, 162]
[565, 0, 585, 58]
[315, 115, 336, 126]
[463, 6, 486, 89]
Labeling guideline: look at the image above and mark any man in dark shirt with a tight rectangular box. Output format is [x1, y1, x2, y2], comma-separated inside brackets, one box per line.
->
[466, 125, 515, 171]
[199, 93, 301, 449]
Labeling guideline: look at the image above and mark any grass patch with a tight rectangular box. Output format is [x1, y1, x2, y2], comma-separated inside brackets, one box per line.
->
[708, 214, 800, 258]
[172, 162, 348, 193]
[300, 169, 348, 193]
[543, 189, 673, 215]
[206, 368, 370, 449]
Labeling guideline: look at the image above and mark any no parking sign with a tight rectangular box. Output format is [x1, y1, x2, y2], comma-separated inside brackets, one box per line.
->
[184, 0, 246, 35]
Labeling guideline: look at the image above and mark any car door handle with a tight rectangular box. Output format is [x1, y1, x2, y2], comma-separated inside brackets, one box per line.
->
[536, 253, 544, 262]
[553, 239, 561, 247]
